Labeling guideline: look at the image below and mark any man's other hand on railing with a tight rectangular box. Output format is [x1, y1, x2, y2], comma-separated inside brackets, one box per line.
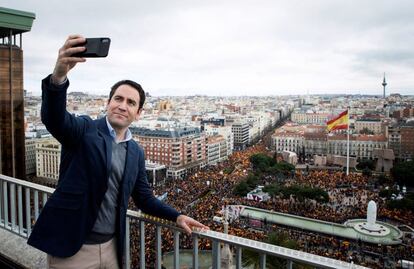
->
[176, 215, 209, 235]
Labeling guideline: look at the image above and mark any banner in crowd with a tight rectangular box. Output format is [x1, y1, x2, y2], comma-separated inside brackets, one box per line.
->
[222, 205, 245, 222]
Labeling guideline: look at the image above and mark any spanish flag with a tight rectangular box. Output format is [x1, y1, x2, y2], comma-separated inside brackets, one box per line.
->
[327, 110, 348, 131]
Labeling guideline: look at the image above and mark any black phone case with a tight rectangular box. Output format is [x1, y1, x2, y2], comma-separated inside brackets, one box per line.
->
[72, 38, 111, 58]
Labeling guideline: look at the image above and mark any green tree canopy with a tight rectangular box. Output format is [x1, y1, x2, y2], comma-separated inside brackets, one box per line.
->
[391, 161, 414, 187]
[246, 173, 259, 189]
[357, 159, 375, 170]
[250, 153, 295, 174]
[362, 167, 372, 177]
[243, 231, 311, 269]
[386, 193, 414, 211]
[264, 184, 329, 203]
[377, 174, 391, 185]
[379, 188, 398, 199]
[233, 181, 250, 196]
[250, 153, 276, 172]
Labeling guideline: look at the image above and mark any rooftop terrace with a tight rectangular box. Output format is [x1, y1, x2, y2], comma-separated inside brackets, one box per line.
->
[0, 174, 369, 269]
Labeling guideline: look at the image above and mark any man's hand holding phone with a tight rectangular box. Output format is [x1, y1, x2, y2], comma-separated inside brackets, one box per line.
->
[51, 35, 111, 85]
[51, 35, 87, 85]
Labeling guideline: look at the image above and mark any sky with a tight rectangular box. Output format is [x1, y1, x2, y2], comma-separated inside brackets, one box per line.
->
[2, 0, 414, 96]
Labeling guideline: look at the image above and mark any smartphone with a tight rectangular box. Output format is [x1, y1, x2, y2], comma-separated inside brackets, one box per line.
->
[72, 37, 111, 57]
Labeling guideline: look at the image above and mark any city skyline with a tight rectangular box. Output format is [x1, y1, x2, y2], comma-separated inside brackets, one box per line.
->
[1, 5, 413, 266]
[3, 0, 414, 96]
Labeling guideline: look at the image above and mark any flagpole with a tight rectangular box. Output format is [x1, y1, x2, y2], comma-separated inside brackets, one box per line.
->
[346, 107, 350, 176]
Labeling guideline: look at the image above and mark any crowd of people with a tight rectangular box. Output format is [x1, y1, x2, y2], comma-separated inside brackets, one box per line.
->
[124, 142, 413, 268]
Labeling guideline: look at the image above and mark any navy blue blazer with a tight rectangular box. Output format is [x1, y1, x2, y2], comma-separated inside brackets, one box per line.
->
[28, 75, 180, 265]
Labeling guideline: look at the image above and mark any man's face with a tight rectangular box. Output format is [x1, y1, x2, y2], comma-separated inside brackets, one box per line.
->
[107, 84, 142, 130]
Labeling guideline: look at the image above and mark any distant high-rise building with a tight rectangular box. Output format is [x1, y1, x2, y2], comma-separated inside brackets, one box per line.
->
[0, 8, 35, 179]
[204, 124, 234, 156]
[231, 121, 249, 150]
[400, 122, 414, 160]
[206, 135, 228, 165]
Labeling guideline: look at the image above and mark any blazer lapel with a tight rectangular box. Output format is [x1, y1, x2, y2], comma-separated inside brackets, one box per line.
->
[96, 117, 112, 176]
[122, 141, 139, 191]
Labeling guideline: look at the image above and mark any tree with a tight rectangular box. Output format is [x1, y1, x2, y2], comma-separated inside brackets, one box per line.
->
[263, 184, 329, 203]
[233, 181, 250, 196]
[377, 174, 390, 185]
[379, 188, 398, 199]
[263, 184, 281, 196]
[357, 159, 375, 170]
[243, 231, 311, 269]
[250, 153, 276, 172]
[250, 153, 295, 177]
[362, 167, 372, 177]
[246, 173, 259, 189]
[275, 162, 295, 174]
[386, 193, 414, 211]
[391, 161, 414, 187]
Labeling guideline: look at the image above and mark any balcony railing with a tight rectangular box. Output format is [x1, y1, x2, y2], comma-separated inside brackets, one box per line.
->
[0, 174, 369, 269]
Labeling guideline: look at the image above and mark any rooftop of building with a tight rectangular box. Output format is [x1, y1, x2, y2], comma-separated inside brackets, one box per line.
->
[130, 126, 201, 138]
[372, 148, 395, 159]
[327, 134, 388, 142]
[207, 135, 225, 144]
[0, 7, 35, 38]
[356, 118, 382, 122]
[274, 123, 327, 136]
[304, 132, 328, 140]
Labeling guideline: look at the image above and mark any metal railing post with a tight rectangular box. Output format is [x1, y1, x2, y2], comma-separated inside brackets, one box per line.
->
[260, 253, 266, 269]
[192, 235, 199, 269]
[34, 190, 39, 220]
[173, 230, 180, 269]
[4, 181, 9, 228]
[0, 180, 3, 227]
[212, 240, 221, 269]
[25, 188, 31, 236]
[17, 185, 23, 235]
[10, 183, 16, 230]
[155, 225, 162, 269]
[139, 220, 146, 269]
[236, 247, 242, 269]
[125, 216, 130, 269]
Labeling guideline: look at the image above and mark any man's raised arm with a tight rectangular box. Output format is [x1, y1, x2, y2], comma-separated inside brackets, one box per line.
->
[41, 35, 88, 146]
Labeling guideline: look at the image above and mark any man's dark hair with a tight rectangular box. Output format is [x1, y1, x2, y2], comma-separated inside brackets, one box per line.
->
[109, 80, 146, 110]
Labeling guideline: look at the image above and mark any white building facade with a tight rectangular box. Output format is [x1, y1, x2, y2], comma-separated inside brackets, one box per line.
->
[36, 139, 61, 180]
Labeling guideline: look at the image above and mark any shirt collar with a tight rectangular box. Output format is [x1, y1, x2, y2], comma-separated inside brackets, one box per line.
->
[105, 117, 132, 143]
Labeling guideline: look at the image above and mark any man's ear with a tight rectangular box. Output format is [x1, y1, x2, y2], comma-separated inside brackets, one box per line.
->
[135, 109, 143, 121]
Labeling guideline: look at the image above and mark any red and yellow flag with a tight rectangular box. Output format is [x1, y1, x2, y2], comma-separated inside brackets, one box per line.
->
[327, 110, 348, 131]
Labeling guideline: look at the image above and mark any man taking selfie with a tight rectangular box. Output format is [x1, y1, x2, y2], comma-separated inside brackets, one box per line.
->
[27, 34, 208, 269]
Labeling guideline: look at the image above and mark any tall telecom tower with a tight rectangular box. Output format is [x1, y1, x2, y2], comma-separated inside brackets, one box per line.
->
[382, 73, 387, 99]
